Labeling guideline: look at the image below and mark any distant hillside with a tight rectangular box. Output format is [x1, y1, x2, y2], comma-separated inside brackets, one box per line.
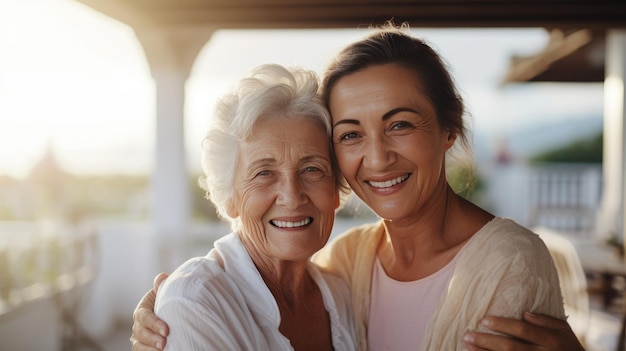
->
[474, 114, 603, 163]
[530, 131, 602, 163]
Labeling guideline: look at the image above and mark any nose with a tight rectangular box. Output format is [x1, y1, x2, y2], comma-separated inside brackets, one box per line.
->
[276, 176, 308, 209]
[364, 136, 395, 171]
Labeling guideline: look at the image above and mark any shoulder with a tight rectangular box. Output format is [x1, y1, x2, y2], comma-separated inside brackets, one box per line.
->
[474, 217, 547, 253]
[153, 245, 272, 350]
[156, 252, 231, 304]
[461, 217, 554, 271]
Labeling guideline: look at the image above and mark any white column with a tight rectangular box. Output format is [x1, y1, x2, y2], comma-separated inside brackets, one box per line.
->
[152, 69, 190, 270]
[598, 30, 626, 244]
[135, 26, 214, 271]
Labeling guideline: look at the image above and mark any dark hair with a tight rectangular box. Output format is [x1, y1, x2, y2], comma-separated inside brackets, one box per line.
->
[322, 23, 470, 151]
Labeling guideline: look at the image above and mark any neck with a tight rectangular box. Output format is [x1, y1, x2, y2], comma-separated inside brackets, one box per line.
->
[382, 184, 457, 246]
[259, 263, 312, 308]
[240, 236, 333, 351]
[377, 185, 491, 281]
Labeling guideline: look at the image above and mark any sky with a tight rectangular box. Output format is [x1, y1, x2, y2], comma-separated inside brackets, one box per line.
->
[0, 0, 605, 178]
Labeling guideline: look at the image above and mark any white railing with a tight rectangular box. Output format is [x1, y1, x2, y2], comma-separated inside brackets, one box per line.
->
[0, 220, 100, 351]
[527, 163, 602, 233]
[485, 162, 602, 237]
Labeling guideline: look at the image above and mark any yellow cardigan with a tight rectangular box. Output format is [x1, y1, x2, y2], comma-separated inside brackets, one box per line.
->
[312, 217, 566, 351]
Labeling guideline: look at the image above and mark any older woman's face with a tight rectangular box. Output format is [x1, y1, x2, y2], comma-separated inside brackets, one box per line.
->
[329, 64, 455, 222]
[228, 115, 339, 264]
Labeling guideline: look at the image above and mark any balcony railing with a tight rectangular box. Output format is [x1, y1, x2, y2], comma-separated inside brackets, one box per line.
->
[526, 163, 602, 234]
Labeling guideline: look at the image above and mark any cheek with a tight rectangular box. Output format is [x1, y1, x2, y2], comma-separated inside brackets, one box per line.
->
[303, 176, 339, 208]
[236, 185, 271, 216]
[334, 146, 357, 175]
[238, 196, 270, 237]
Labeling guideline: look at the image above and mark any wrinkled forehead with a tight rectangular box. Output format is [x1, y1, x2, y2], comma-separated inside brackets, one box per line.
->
[247, 113, 330, 140]
[247, 113, 329, 145]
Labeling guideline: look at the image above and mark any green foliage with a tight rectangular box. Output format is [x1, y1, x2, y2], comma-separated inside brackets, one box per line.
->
[41, 236, 65, 285]
[18, 244, 39, 287]
[0, 249, 12, 300]
[447, 164, 484, 202]
[529, 132, 603, 164]
[190, 174, 220, 221]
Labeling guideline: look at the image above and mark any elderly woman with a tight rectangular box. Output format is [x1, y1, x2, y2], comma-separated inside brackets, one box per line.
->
[151, 63, 355, 350]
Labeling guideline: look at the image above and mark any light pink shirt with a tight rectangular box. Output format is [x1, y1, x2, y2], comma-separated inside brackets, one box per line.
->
[314, 218, 566, 351]
[367, 255, 459, 351]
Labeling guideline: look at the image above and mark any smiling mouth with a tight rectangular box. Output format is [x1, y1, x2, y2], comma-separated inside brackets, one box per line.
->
[367, 173, 411, 189]
[270, 218, 313, 228]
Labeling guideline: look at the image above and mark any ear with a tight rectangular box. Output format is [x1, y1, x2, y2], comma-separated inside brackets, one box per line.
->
[225, 198, 239, 218]
[334, 189, 341, 210]
[444, 130, 456, 150]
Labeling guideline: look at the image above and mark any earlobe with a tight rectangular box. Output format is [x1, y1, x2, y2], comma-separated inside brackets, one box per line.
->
[445, 131, 456, 149]
[225, 198, 238, 218]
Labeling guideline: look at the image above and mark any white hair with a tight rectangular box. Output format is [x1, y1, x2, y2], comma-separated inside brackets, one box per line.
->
[199, 64, 348, 230]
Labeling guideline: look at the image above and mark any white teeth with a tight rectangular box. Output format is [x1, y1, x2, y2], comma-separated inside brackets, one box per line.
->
[271, 218, 312, 228]
[368, 174, 410, 188]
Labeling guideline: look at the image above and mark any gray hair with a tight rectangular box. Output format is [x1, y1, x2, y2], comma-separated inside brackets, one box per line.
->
[199, 64, 348, 230]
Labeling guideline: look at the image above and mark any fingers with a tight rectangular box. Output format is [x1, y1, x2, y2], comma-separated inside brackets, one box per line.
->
[139, 273, 169, 336]
[136, 290, 157, 312]
[136, 306, 169, 336]
[522, 312, 571, 330]
[154, 272, 169, 291]
[463, 330, 528, 351]
[466, 315, 586, 351]
[130, 321, 166, 351]
[478, 316, 549, 345]
[136, 272, 167, 318]
[129, 274, 171, 351]
[462, 343, 489, 351]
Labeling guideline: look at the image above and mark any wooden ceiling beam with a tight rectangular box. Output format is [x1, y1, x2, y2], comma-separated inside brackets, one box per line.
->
[75, 0, 626, 30]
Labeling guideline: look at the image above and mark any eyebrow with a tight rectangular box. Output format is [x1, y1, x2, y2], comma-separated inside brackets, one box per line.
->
[246, 158, 276, 170]
[247, 155, 330, 169]
[333, 107, 420, 128]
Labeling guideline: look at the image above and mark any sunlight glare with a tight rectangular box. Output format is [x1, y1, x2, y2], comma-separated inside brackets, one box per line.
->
[0, 0, 154, 178]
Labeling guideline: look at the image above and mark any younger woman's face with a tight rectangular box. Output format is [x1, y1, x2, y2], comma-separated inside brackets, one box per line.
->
[328, 64, 455, 221]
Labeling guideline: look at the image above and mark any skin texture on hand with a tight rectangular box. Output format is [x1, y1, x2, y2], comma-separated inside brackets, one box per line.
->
[462, 312, 586, 351]
[130, 273, 170, 351]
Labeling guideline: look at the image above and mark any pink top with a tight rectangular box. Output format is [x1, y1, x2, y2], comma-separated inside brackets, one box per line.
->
[367, 254, 459, 351]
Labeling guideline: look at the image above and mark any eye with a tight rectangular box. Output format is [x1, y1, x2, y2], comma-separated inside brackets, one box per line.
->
[390, 121, 413, 130]
[255, 170, 271, 177]
[337, 132, 359, 143]
[303, 166, 322, 173]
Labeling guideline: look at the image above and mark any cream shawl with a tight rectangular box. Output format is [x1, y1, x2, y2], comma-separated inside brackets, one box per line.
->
[312, 217, 566, 351]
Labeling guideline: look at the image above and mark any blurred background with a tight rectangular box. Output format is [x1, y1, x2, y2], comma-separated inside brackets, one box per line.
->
[0, 0, 625, 350]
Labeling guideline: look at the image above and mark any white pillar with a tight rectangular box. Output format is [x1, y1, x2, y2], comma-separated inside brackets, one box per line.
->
[598, 30, 626, 244]
[135, 26, 214, 271]
[152, 69, 190, 270]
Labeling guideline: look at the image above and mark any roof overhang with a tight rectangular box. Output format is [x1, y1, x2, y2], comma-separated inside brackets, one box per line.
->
[74, 0, 626, 30]
[503, 28, 606, 83]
